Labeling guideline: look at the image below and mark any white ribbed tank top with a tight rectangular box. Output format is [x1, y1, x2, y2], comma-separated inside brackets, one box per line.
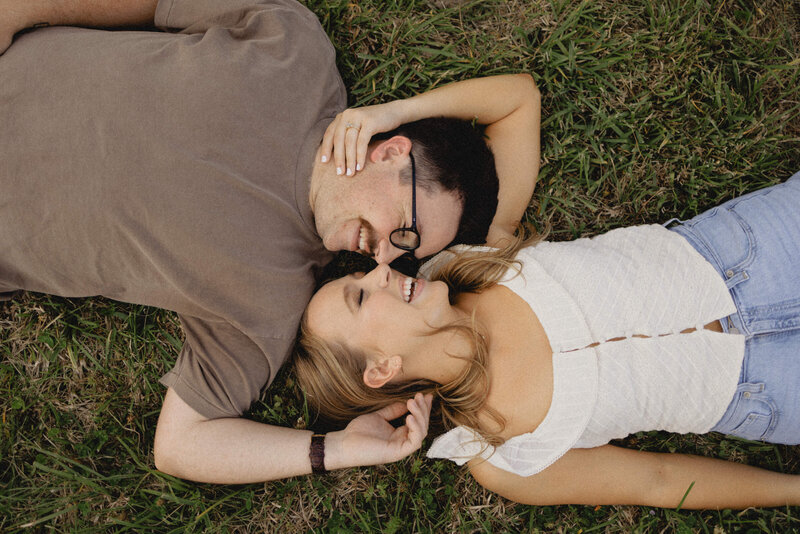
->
[426, 225, 745, 476]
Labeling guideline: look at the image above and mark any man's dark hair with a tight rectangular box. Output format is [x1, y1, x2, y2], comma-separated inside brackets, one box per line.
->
[375, 117, 499, 247]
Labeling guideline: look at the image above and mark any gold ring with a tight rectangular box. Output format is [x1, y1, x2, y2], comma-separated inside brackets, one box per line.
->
[345, 122, 360, 131]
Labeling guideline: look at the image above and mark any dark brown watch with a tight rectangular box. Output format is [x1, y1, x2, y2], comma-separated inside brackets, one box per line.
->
[309, 434, 327, 474]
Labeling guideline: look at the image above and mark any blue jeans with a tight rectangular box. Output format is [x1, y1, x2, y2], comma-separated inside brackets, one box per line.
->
[669, 171, 800, 444]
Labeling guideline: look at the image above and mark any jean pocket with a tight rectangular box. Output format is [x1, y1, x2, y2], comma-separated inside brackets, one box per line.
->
[729, 411, 773, 440]
[725, 390, 776, 441]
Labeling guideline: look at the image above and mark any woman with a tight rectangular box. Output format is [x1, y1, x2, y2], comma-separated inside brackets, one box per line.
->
[294, 172, 800, 509]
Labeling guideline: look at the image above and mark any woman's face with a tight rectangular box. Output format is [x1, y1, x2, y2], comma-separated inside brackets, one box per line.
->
[305, 264, 456, 357]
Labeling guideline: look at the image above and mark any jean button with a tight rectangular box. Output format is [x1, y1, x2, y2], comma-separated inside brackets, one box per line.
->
[726, 269, 735, 278]
[743, 391, 752, 399]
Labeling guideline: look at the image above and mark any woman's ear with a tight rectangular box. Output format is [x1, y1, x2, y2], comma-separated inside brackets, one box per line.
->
[362, 355, 402, 389]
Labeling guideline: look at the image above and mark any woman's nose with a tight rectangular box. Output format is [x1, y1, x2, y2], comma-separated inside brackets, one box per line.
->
[367, 263, 391, 288]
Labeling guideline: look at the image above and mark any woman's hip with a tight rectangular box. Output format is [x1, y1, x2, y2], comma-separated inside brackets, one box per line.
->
[668, 171, 800, 337]
[668, 171, 800, 445]
[710, 327, 800, 445]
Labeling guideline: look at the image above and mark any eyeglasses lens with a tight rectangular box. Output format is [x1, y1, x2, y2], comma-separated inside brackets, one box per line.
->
[390, 229, 420, 250]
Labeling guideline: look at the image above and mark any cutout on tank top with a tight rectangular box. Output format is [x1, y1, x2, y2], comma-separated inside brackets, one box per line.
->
[572, 319, 726, 351]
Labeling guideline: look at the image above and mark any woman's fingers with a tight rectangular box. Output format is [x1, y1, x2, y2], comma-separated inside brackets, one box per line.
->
[405, 414, 419, 442]
[355, 125, 371, 173]
[319, 113, 346, 173]
[319, 116, 336, 164]
[319, 110, 362, 176]
[332, 117, 349, 175]
[375, 400, 411, 422]
[412, 393, 432, 426]
[339, 112, 367, 176]
[320, 106, 392, 177]
[404, 393, 431, 446]
[344, 126, 359, 175]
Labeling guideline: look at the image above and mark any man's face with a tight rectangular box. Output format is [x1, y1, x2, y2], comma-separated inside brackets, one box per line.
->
[312, 157, 463, 264]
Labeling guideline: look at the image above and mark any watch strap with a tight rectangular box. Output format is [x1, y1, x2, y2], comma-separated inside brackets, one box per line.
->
[309, 434, 327, 474]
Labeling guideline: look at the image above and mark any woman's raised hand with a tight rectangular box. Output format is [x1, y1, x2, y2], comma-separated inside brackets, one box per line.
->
[320, 101, 408, 177]
[324, 392, 434, 469]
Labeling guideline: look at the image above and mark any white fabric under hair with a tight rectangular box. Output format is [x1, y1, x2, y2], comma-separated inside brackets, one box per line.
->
[426, 224, 744, 476]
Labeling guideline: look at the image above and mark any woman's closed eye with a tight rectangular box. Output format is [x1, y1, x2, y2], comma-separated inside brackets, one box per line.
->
[342, 279, 367, 314]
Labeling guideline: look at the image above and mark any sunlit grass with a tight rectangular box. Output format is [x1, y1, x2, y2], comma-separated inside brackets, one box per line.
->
[1, 0, 799, 531]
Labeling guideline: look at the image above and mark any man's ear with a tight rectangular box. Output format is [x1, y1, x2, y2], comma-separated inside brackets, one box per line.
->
[369, 135, 412, 164]
[362, 355, 402, 389]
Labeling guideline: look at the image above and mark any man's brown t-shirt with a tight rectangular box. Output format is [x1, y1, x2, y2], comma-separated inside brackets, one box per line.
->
[0, 0, 344, 417]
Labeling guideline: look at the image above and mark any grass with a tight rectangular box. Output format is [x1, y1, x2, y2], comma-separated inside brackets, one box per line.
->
[2, 0, 799, 531]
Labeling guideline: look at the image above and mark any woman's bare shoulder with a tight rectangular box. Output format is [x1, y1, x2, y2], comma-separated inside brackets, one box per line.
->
[473, 284, 554, 440]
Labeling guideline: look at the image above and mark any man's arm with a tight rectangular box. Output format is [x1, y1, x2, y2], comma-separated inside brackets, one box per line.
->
[469, 444, 800, 509]
[320, 74, 541, 248]
[153, 388, 433, 483]
[1, 0, 158, 53]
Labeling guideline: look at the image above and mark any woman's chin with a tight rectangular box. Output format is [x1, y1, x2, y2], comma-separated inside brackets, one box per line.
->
[421, 280, 460, 324]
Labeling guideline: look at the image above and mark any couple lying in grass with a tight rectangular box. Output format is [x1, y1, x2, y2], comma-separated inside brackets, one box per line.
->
[297, 99, 800, 509]
[6, 0, 798, 514]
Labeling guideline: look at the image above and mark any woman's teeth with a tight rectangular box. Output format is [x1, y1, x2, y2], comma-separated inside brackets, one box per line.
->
[403, 277, 417, 303]
[359, 227, 367, 252]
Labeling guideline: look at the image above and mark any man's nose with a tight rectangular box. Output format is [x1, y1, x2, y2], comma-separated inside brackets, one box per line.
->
[374, 238, 405, 265]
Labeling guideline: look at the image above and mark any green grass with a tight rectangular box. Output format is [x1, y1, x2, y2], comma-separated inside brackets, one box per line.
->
[2, 0, 800, 531]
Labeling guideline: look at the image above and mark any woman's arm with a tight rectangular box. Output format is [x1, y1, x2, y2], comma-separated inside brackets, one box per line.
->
[320, 74, 541, 248]
[469, 444, 800, 509]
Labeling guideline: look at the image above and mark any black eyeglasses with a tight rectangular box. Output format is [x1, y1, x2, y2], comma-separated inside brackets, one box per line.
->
[389, 152, 421, 253]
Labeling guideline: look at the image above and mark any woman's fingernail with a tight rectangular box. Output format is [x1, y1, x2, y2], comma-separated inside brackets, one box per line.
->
[336, 167, 343, 175]
[346, 168, 353, 176]
[356, 163, 362, 171]
[321, 155, 328, 163]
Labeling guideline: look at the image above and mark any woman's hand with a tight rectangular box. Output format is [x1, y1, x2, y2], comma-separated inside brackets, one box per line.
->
[324, 392, 434, 469]
[319, 75, 540, 250]
[320, 101, 408, 177]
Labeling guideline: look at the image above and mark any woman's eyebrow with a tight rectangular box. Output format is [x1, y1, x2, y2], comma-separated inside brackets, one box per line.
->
[343, 284, 356, 314]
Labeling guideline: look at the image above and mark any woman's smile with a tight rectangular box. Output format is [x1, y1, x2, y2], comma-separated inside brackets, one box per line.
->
[402, 276, 424, 303]
[305, 262, 463, 358]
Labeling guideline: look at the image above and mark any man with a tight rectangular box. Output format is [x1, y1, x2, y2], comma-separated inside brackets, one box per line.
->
[1, 0, 540, 482]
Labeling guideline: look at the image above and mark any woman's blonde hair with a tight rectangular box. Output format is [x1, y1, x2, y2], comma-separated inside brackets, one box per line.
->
[293, 224, 541, 445]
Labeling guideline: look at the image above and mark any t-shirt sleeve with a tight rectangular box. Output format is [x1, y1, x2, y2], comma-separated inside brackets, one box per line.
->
[155, 0, 320, 33]
[159, 315, 278, 419]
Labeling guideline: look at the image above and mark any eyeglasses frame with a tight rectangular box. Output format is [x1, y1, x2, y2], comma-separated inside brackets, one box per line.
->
[388, 152, 421, 253]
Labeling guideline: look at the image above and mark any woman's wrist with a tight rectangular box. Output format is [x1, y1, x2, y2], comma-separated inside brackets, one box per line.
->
[319, 430, 346, 471]
[389, 97, 421, 128]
